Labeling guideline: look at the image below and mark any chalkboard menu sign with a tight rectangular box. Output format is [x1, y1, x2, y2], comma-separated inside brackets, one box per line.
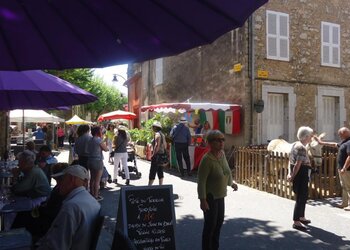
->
[117, 185, 176, 250]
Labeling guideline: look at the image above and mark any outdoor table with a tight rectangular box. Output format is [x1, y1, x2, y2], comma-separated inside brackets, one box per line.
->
[0, 227, 32, 250]
[0, 196, 47, 231]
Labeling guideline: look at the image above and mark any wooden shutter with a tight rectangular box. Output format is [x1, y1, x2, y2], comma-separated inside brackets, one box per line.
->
[322, 22, 340, 67]
[267, 11, 289, 61]
[267, 93, 284, 140]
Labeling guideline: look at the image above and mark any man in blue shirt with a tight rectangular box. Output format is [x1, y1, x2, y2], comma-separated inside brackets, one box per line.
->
[33, 127, 45, 140]
[170, 117, 192, 176]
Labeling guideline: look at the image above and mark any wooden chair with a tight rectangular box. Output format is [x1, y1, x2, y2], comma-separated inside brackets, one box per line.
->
[89, 215, 105, 250]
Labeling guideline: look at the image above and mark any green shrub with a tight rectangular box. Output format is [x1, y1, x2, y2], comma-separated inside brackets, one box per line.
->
[129, 113, 175, 144]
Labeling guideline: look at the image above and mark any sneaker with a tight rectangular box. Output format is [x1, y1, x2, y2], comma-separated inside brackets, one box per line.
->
[113, 179, 118, 184]
[96, 196, 104, 202]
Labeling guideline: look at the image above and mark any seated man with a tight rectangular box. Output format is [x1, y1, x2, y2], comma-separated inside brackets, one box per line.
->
[11, 163, 69, 242]
[36, 145, 58, 184]
[36, 165, 101, 250]
[11, 150, 51, 198]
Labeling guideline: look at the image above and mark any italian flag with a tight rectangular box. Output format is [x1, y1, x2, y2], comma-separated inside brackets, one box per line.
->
[219, 107, 241, 135]
[200, 107, 240, 134]
[199, 110, 219, 130]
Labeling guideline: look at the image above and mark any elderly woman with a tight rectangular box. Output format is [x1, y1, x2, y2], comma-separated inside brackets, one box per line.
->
[197, 130, 238, 250]
[287, 126, 313, 230]
[87, 126, 108, 201]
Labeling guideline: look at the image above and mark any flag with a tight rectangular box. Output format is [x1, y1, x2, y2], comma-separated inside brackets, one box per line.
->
[223, 107, 241, 134]
[199, 110, 219, 130]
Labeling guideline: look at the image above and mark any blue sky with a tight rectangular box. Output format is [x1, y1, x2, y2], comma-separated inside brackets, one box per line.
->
[94, 64, 128, 95]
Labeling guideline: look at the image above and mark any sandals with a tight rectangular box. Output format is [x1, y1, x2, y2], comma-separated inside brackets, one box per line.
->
[292, 224, 307, 231]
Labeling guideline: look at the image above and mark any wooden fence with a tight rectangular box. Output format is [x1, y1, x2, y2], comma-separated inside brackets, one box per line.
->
[233, 147, 341, 200]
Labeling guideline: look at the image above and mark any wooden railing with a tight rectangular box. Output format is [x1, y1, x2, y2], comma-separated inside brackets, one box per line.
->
[233, 147, 341, 200]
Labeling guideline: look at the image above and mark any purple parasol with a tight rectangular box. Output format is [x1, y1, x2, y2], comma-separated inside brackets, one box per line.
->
[0, 0, 268, 70]
[0, 70, 97, 110]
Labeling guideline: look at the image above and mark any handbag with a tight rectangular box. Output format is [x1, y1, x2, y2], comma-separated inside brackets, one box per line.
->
[155, 133, 169, 167]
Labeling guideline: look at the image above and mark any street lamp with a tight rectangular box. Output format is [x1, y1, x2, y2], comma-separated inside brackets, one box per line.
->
[112, 73, 127, 83]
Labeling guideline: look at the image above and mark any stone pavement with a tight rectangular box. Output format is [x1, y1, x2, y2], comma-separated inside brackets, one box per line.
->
[56, 147, 350, 250]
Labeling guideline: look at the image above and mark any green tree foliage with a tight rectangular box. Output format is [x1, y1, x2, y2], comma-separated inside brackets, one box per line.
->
[46, 69, 127, 120]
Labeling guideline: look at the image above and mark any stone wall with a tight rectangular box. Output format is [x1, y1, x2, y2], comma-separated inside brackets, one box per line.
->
[133, 0, 350, 146]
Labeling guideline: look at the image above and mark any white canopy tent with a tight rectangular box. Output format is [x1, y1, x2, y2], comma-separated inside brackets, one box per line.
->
[10, 109, 64, 123]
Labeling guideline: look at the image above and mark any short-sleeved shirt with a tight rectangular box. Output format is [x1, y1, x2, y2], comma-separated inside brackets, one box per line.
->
[75, 133, 92, 157]
[289, 141, 311, 166]
[12, 167, 51, 198]
[337, 137, 350, 169]
[87, 137, 103, 160]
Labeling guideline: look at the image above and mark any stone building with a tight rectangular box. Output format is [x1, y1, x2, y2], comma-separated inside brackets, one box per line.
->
[126, 0, 350, 147]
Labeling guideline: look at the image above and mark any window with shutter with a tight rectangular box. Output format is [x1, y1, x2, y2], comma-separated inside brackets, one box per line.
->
[321, 22, 340, 67]
[155, 58, 163, 85]
[266, 11, 289, 61]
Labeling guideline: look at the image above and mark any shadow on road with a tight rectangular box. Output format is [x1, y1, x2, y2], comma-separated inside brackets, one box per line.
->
[175, 216, 350, 249]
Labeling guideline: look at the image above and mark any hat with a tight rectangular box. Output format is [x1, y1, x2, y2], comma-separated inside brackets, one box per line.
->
[152, 121, 162, 128]
[179, 116, 187, 123]
[118, 125, 128, 131]
[52, 165, 89, 180]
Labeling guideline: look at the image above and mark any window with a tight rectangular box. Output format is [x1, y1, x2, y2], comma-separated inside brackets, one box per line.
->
[321, 22, 340, 67]
[266, 11, 289, 61]
[155, 58, 163, 85]
[317, 87, 345, 140]
[261, 85, 296, 143]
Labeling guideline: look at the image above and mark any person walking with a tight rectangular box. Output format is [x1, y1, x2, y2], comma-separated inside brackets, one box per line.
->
[113, 126, 130, 185]
[170, 116, 192, 176]
[197, 130, 237, 250]
[105, 124, 115, 164]
[316, 127, 350, 210]
[56, 126, 65, 149]
[87, 126, 108, 201]
[287, 126, 314, 230]
[148, 121, 167, 186]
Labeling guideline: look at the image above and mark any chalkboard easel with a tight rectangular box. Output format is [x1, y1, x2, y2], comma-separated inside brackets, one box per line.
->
[115, 185, 176, 250]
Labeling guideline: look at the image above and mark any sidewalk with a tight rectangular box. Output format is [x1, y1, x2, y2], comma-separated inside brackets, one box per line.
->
[58, 148, 350, 249]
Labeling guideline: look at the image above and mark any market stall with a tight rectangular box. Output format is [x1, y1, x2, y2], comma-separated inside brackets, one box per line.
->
[141, 102, 241, 170]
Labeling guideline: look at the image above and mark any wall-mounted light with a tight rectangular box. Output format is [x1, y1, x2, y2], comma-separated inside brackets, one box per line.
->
[254, 99, 264, 113]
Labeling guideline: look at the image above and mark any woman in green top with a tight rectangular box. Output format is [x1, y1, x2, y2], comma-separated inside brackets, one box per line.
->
[197, 130, 238, 250]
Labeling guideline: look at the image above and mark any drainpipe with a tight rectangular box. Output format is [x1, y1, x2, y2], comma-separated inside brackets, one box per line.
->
[249, 14, 255, 145]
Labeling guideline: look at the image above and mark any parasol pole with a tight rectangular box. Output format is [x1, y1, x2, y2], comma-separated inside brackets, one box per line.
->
[22, 109, 25, 150]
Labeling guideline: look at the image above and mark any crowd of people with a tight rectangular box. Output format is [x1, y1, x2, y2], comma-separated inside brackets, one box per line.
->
[13, 118, 350, 249]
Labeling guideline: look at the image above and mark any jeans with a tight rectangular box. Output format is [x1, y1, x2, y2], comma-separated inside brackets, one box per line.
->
[292, 165, 309, 221]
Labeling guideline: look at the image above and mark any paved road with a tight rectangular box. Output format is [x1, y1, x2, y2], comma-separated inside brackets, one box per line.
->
[57, 148, 350, 250]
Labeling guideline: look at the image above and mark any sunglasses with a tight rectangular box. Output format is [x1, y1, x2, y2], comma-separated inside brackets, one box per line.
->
[212, 138, 225, 142]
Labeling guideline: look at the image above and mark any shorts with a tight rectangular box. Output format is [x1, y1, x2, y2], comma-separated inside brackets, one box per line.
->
[149, 158, 164, 180]
[87, 159, 104, 171]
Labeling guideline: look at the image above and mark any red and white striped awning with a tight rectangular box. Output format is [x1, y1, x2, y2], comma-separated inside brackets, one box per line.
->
[141, 102, 241, 113]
